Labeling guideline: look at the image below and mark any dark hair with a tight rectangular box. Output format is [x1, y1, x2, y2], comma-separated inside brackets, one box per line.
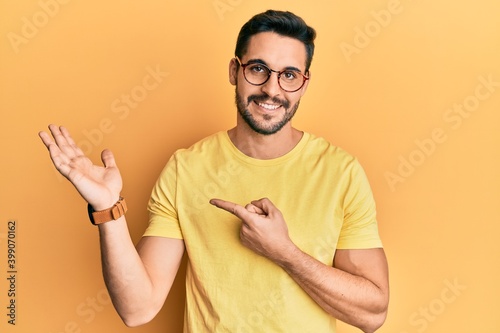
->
[235, 10, 316, 72]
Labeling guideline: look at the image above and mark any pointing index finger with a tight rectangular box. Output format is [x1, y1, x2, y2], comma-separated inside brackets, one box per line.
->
[210, 198, 236, 213]
[210, 198, 248, 219]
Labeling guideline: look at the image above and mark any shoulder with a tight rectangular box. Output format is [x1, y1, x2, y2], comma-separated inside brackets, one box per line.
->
[303, 132, 358, 168]
[155, 132, 227, 181]
[172, 131, 227, 159]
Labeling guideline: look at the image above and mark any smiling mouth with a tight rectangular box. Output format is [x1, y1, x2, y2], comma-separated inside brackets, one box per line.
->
[255, 101, 281, 111]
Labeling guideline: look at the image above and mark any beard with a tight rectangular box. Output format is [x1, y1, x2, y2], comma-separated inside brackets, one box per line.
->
[235, 89, 300, 135]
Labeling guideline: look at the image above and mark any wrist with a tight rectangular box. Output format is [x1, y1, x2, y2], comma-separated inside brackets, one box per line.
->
[273, 240, 300, 268]
[88, 197, 127, 225]
[90, 195, 121, 212]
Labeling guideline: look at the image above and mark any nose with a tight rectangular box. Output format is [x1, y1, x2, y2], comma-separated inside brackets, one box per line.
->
[260, 71, 282, 97]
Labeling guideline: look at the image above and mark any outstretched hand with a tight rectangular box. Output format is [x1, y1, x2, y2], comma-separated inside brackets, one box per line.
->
[209, 197, 294, 262]
[39, 124, 123, 211]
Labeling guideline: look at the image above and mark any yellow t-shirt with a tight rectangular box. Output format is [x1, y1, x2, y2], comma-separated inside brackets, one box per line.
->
[145, 131, 382, 333]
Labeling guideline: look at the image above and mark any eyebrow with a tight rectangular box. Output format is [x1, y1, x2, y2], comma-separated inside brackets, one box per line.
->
[245, 58, 303, 73]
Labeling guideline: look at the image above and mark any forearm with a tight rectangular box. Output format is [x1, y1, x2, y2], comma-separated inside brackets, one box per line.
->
[276, 246, 388, 333]
[97, 217, 157, 327]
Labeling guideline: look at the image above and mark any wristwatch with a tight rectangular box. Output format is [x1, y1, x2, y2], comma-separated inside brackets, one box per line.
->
[87, 197, 128, 225]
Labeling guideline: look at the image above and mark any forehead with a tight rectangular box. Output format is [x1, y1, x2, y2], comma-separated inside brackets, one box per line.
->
[243, 32, 307, 71]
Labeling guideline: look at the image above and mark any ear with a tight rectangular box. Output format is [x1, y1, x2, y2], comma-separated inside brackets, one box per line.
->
[229, 58, 238, 86]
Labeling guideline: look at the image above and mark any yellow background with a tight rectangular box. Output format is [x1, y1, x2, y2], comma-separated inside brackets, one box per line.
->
[1, 0, 499, 332]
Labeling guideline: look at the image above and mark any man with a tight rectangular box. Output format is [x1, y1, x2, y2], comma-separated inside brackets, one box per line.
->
[39, 10, 389, 333]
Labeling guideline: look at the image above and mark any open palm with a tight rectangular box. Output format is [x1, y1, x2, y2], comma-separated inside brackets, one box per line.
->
[39, 124, 123, 211]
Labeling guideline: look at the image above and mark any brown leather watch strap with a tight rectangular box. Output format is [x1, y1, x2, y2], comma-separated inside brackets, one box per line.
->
[88, 197, 128, 225]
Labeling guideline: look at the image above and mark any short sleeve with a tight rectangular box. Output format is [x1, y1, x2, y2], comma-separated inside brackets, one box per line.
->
[143, 155, 183, 239]
[337, 159, 382, 249]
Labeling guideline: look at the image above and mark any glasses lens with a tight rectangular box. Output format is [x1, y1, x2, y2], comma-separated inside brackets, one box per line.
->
[244, 63, 270, 85]
[279, 70, 303, 92]
[243, 63, 306, 92]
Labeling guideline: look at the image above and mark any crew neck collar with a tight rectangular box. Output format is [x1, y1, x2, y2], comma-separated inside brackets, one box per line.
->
[220, 131, 310, 166]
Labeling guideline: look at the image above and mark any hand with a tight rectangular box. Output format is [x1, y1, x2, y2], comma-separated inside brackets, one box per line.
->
[209, 197, 294, 262]
[39, 124, 123, 211]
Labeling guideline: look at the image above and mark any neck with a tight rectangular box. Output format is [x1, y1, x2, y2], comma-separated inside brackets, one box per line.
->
[228, 124, 303, 160]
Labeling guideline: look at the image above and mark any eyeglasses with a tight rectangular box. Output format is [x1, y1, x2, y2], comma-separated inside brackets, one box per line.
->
[235, 57, 309, 93]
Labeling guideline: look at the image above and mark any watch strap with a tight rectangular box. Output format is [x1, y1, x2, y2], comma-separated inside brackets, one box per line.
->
[88, 197, 127, 225]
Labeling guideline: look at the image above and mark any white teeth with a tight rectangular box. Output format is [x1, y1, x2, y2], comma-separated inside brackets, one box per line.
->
[258, 102, 280, 110]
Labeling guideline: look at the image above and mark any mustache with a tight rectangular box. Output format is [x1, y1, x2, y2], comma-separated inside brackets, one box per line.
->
[247, 94, 290, 109]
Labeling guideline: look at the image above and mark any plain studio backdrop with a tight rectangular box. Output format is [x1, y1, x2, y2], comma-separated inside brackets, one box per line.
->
[1, 1, 499, 332]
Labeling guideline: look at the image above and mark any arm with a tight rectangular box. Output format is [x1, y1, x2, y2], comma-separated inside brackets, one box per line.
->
[210, 198, 389, 333]
[39, 125, 184, 327]
[277, 246, 388, 333]
[98, 222, 184, 327]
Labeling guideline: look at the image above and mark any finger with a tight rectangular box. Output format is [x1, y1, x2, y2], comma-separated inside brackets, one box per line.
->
[245, 203, 266, 215]
[48, 124, 65, 145]
[210, 199, 250, 220]
[46, 144, 72, 177]
[49, 125, 78, 157]
[209, 198, 237, 213]
[38, 130, 56, 150]
[101, 149, 117, 168]
[39, 128, 71, 172]
[40, 126, 88, 182]
[250, 197, 274, 211]
[60, 126, 84, 156]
